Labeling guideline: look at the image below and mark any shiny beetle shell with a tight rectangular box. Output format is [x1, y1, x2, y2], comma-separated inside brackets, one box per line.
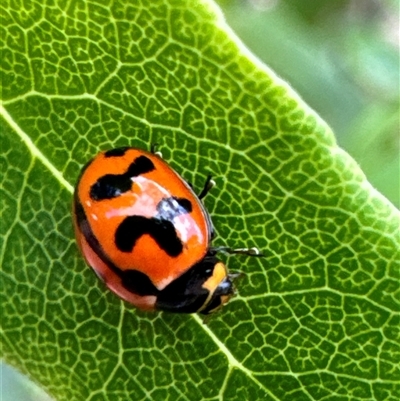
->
[73, 147, 237, 314]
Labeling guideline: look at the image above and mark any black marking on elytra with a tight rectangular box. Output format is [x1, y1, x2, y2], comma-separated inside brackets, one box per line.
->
[115, 215, 183, 257]
[74, 198, 122, 277]
[174, 197, 192, 213]
[74, 198, 86, 224]
[75, 196, 157, 294]
[90, 155, 155, 201]
[75, 197, 160, 298]
[127, 155, 155, 177]
[156, 197, 192, 221]
[120, 269, 159, 296]
[90, 174, 133, 200]
[104, 147, 129, 157]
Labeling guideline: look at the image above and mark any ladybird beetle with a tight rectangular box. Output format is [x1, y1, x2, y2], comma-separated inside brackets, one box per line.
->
[73, 146, 261, 314]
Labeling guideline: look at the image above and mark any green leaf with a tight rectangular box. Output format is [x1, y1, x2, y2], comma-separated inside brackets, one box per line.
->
[1, 0, 399, 400]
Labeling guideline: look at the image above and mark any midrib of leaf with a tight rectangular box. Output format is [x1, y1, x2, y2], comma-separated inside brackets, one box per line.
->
[0, 104, 73, 193]
[0, 102, 279, 399]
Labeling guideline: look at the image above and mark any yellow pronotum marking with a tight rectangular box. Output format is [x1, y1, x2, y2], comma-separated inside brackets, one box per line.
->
[202, 262, 227, 293]
[197, 262, 230, 313]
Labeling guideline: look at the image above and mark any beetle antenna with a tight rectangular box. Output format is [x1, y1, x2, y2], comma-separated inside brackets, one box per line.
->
[211, 246, 263, 257]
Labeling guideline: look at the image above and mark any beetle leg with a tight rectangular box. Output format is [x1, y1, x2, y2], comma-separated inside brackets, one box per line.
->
[198, 175, 215, 199]
[150, 143, 163, 158]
